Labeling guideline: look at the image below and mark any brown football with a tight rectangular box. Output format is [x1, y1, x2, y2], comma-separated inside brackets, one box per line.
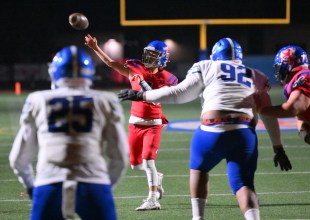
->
[69, 12, 89, 30]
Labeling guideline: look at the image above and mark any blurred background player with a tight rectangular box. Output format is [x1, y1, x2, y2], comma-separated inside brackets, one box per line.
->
[9, 45, 128, 220]
[85, 34, 178, 211]
[259, 45, 310, 145]
[119, 38, 292, 220]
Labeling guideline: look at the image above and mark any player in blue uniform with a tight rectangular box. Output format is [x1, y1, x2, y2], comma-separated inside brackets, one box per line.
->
[9, 46, 128, 220]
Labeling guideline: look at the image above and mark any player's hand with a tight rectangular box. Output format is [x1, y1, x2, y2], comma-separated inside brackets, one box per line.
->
[129, 74, 143, 83]
[118, 89, 144, 101]
[273, 148, 292, 171]
[84, 34, 98, 49]
[27, 187, 33, 200]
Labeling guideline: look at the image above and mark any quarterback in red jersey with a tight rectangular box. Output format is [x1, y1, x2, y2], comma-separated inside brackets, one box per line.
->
[259, 45, 310, 144]
[85, 34, 178, 211]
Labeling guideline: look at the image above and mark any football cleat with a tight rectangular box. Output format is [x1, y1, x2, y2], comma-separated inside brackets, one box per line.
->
[135, 198, 161, 211]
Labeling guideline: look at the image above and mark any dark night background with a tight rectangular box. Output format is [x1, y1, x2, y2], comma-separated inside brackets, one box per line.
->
[0, 0, 310, 89]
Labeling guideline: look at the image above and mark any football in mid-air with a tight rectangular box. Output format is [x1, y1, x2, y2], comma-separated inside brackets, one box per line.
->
[69, 12, 89, 30]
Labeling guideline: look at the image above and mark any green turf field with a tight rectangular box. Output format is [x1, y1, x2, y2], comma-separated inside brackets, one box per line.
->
[0, 88, 309, 220]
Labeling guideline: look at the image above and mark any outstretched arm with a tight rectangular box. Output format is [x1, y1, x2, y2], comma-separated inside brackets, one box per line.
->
[259, 90, 310, 117]
[118, 75, 203, 104]
[85, 34, 130, 77]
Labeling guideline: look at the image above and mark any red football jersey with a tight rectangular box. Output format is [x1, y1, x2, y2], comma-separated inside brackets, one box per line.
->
[284, 69, 310, 122]
[125, 59, 178, 119]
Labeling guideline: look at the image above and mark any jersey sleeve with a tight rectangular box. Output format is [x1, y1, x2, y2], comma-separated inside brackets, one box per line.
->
[252, 68, 273, 108]
[101, 93, 129, 187]
[252, 68, 271, 93]
[125, 59, 149, 76]
[288, 72, 310, 97]
[163, 70, 178, 86]
[145, 63, 204, 103]
[9, 93, 39, 189]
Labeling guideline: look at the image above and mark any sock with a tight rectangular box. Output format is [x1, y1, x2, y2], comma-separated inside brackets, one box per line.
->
[244, 208, 260, 220]
[191, 198, 206, 219]
[148, 191, 157, 200]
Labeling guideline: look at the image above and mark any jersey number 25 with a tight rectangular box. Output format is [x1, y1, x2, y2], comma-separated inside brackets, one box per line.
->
[48, 96, 93, 133]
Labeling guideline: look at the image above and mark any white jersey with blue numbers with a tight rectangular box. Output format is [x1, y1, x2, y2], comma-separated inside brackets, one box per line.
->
[145, 60, 270, 119]
[9, 87, 128, 189]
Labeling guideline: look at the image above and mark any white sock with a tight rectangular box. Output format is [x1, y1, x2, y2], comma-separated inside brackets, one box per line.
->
[148, 191, 157, 201]
[244, 208, 260, 220]
[191, 198, 206, 220]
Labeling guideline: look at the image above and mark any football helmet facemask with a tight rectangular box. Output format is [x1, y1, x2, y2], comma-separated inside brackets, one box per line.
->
[210, 38, 243, 61]
[48, 45, 95, 89]
[142, 40, 170, 68]
[274, 45, 308, 84]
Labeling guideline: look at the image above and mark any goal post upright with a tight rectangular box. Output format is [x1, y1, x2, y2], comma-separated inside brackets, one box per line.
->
[120, 0, 290, 54]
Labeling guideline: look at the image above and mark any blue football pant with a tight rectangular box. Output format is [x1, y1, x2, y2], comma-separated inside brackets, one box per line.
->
[31, 182, 117, 220]
[190, 126, 258, 194]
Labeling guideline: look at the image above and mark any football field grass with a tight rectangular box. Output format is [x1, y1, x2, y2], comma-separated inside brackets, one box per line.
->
[0, 88, 310, 220]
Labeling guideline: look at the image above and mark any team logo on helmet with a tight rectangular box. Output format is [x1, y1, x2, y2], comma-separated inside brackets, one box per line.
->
[274, 45, 308, 84]
[280, 47, 296, 65]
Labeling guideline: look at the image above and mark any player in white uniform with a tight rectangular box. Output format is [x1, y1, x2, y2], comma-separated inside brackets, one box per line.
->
[9, 46, 129, 220]
[119, 38, 292, 220]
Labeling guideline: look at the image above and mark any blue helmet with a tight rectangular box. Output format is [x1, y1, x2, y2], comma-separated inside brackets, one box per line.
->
[210, 38, 243, 61]
[142, 40, 170, 68]
[48, 45, 95, 88]
[274, 45, 308, 84]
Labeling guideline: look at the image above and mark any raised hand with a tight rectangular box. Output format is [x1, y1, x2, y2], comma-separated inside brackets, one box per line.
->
[85, 34, 98, 50]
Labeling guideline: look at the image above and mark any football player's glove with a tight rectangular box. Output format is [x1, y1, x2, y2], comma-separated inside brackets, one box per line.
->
[298, 129, 310, 145]
[273, 148, 292, 171]
[118, 89, 144, 102]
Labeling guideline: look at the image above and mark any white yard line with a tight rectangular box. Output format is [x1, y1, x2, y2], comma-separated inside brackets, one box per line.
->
[1, 190, 309, 202]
